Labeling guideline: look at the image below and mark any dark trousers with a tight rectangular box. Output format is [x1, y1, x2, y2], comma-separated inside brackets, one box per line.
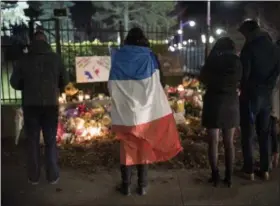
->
[23, 106, 59, 182]
[240, 92, 271, 173]
[120, 164, 148, 187]
[270, 116, 279, 154]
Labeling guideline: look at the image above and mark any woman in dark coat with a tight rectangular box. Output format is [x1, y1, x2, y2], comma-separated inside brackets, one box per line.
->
[200, 37, 242, 187]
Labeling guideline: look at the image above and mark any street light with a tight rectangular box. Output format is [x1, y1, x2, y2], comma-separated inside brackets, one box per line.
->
[177, 29, 183, 35]
[201, 34, 215, 44]
[209, 36, 215, 43]
[168, 46, 175, 52]
[201, 34, 206, 44]
[215, 28, 225, 35]
[189, 20, 196, 27]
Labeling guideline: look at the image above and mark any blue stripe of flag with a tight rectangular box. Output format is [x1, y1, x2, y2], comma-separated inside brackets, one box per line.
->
[109, 45, 158, 81]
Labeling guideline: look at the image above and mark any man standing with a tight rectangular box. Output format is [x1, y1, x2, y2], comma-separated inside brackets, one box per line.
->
[10, 31, 69, 184]
[238, 20, 280, 180]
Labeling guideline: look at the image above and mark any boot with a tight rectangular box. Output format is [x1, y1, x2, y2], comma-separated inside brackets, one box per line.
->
[137, 164, 148, 195]
[208, 169, 220, 187]
[116, 165, 132, 196]
[223, 169, 232, 188]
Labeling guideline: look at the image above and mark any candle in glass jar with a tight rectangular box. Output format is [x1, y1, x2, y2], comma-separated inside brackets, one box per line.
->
[78, 94, 84, 102]
[61, 93, 66, 101]
[84, 94, 90, 100]
[176, 100, 185, 113]
[98, 94, 104, 100]
[58, 97, 64, 104]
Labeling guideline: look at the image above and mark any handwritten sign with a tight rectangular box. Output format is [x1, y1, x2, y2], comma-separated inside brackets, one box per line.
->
[75, 56, 111, 83]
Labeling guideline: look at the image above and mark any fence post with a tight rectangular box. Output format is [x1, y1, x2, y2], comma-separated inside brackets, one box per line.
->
[54, 18, 61, 55]
[28, 18, 34, 42]
[119, 21, 125, 46]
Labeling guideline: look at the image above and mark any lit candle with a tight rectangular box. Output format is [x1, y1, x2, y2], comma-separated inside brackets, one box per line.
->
[84, 94, 90, 100]
[78, 94, 84, 102]
[98, 94, 104, 100]
[177, 84, 184, 92]
[58, 97, 64, 104]
[61, 93, 66, 101]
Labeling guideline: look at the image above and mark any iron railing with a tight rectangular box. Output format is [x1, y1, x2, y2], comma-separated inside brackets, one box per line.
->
[1, 19, 205, 103]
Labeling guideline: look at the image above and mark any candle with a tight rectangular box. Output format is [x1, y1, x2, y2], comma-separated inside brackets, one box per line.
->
[61, 93, 66, 101]
[84, 94, 90, 100]
[98, 94, 104, 100]
[58, 97, 64, 104]
[176, 100, 185, 113]
[78, 94, 84, 102]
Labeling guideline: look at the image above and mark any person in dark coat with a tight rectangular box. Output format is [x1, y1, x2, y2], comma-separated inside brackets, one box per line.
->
[200, 37, 242, 188]
[10, 31, 69, 185]
[238, 20, 280, 181]
[270, 40, 280, 169]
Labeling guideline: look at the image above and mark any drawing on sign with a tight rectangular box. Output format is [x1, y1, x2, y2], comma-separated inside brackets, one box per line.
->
[75, 56, 111, 83]
[94, 68, 100, 77]
[84, 71, 93, 80]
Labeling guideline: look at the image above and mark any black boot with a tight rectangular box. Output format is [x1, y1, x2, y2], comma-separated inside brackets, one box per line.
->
[136, 164, 148, 195]
[223, 170, 232, 188]
[116, 165, 132, 196]
[208, 170, 220, 187]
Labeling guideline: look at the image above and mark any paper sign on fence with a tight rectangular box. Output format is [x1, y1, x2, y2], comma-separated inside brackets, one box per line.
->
[75, 56, 111, 83]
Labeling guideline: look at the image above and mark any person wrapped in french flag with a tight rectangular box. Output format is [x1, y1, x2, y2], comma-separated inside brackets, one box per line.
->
[108, 28, 182, 196]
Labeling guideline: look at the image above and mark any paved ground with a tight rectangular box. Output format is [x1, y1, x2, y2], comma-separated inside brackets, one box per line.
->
[2, 163, 280, 206]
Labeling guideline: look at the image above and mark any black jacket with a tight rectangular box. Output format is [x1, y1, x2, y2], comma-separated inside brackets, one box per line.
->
[10, 40, 69, 106]
[200, 52, 242, 129]
[200, 52, 242, 95]
[240, 30, 280, 95]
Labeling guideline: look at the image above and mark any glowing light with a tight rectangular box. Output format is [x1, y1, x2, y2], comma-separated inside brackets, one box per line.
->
[189, 20, 196, 27]
[165, 39, 169, 44]
[209, 36, 215, 43]
[177, 84, 184, 92]
[177, 29, 183, 35]
[78, 94, 84, 102]
[183, 41, 187, 45]
[84, 94, 90, 100]
[98, 94, 104, 100]
[188, 39, 193, 43]
[88, 126, 102, 136]
[58, 97, 64, 104]
[168, 46, 175, 52]
[178, 43, 183, 50]
[117, 35, 121, 45]
[201, 34, 206, 43]
[174, 44, 177, 47]
[216, 28, 225, 35]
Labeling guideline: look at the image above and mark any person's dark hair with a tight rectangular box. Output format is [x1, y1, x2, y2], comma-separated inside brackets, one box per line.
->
[209, 37, 236, 57]
[238, 19, 259, 34]
[124, 27, 150, 47]
[33, 31, 47, 42]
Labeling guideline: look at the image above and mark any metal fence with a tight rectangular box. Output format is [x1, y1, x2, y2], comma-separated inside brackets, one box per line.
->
[1, 18, 205, 104]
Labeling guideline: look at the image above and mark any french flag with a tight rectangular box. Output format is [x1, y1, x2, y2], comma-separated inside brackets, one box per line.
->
[108, 45, 182, 166]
